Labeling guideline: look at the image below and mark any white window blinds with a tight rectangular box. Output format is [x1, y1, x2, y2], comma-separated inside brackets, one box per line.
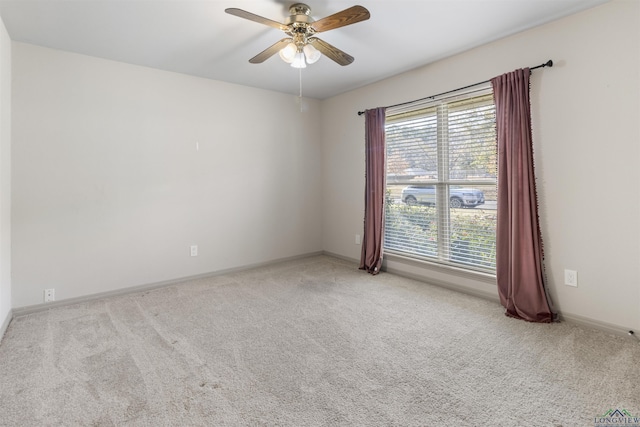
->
[384, 89, 497, 272]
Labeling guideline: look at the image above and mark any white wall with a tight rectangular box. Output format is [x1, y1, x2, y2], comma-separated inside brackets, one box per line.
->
[321, 0, 640, 330]
[12, 43, 322, 308]
[7, 1, 640, 331]
[0, 16, 11, 333]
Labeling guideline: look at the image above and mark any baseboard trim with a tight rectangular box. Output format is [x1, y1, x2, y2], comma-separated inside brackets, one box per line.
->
[0, 308, 12, 342]
[384, 261, 637, 341]
[11, 250, 637, 344]
[321, 250, 500, 303]
[383, 265, 501, 304]
[321, 251, 359, 265]
[12, 251, 324, 317]
[559, 311, 638, 340]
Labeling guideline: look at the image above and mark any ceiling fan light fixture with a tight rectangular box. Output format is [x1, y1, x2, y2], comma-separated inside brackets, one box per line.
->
[226, 4, 370, 66]
[303, 43, 321, 64]
[278, 42, 297, 63]
[291, 51, 307, 68]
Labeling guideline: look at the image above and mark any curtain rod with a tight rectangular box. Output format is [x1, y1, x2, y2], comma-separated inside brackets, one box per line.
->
[357, 60, 553, 116]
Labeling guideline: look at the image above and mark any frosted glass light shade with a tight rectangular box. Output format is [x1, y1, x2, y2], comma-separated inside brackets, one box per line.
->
[291, 51, 307, 68]
[303, 44, 321, 64]
[278, 42, 297, 63]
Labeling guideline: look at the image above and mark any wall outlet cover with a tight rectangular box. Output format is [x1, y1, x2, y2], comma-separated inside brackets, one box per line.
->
[564, 269, 578, 287]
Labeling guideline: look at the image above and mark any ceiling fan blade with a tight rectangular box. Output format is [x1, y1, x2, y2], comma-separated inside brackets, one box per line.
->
[309, 38, 354, 66]
[310, 5, 370, 33]
[225, 8, 287, 31]
[249, 38, 292, 64]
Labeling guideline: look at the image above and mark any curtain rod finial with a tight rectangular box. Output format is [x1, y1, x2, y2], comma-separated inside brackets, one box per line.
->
[545, 60, 553, 67]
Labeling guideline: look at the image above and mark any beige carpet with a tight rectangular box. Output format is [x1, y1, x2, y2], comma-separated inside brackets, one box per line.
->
[0, 255, 638, 426]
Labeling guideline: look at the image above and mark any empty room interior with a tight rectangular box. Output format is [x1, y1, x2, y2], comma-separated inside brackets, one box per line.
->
[0, 0, 639, 425]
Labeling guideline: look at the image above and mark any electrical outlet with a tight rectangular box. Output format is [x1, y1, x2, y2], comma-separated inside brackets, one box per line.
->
[190, 245, 198, 257]
[44, 289, 55, 302]
[355, 234, 361, 245]
[564, 269, 578, 287]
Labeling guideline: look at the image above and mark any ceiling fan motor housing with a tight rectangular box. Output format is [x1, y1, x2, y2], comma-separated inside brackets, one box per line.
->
[284, 4, 316, 47]
[289, 4, 312, 17]
[284, 4, 315, 31]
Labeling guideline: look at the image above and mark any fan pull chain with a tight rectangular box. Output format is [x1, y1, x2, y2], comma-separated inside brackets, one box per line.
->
[298, 66, 303, 112]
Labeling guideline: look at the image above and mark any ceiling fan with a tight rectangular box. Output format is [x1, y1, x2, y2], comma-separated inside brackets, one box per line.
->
[225, 3, 370, 68]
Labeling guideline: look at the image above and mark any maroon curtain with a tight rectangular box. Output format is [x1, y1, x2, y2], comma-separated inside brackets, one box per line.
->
[359, 107, 386, 274]
[491, 69, 556, 323]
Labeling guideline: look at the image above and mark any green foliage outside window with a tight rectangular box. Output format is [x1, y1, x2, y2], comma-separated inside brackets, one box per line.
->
[384, 196, 496, 270]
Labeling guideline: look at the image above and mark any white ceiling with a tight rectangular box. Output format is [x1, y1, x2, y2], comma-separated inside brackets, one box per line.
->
[0, 0, 608, 99]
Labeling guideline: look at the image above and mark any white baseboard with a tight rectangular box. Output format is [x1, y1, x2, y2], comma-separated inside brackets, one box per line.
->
[9, 250, 638, 345]
[321, 250, 359, 265]
[380, 254, 638, 341]
[0, 308, 12, 342]
[386, 266, 638, 341]
[12, 251, 324, 317]
[559, 311, 639, 340]
[383, 264, 501, 303]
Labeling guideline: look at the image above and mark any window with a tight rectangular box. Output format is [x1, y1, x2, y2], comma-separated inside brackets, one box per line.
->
[384, 89, 497, 273]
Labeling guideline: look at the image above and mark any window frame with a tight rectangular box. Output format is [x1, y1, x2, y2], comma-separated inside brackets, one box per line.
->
[383, 86, 497, 275]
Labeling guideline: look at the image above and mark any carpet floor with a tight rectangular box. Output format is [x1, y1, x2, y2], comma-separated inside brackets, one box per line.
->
[0, 255, 638, 426]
